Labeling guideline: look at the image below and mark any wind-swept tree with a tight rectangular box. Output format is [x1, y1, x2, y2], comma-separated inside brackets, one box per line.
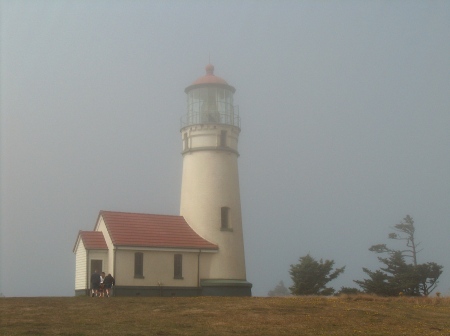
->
[355, 215, 443, 296]
[369, 215, 420, 266]
[415, 262, 443, 296]
[289, 254, 345, 296]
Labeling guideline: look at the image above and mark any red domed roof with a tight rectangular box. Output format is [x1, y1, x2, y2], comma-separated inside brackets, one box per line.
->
[185, 64, 235, 93]
[191, 64, 228, 85]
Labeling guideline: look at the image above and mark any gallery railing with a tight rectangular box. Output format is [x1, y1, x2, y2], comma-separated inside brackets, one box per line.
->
[180, 106, 240, 129]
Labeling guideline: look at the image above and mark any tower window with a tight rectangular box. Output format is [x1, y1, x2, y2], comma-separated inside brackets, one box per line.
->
[221, 207, 231, 230]
[220, 130, 227, 147]
[134, 252, 144, 278]
[174, 254, 183, 279]
[183, 133, 189, 151]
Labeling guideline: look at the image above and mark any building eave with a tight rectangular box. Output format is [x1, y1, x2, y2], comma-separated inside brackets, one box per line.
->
[114, 245, 218, 253]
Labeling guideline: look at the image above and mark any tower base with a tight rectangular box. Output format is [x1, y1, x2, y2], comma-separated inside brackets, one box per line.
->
[200, 279, 252, 297]
[75, 281, 252, 297]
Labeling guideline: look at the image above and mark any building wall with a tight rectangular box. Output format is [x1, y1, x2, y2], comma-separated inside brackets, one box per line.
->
[96, 216, 115, 276]
[74, 240, 87, 290]
[114, 250, 202, 288]
[198, 252, 213, 279]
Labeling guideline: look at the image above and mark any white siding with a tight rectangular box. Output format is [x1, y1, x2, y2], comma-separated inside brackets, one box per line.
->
[74, 239, 87, 290]
[96, 217, 115, 276]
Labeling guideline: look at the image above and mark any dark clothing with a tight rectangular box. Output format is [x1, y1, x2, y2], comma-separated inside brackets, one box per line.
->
[90, 272, 101, 290]
[103, 274, 115, 289]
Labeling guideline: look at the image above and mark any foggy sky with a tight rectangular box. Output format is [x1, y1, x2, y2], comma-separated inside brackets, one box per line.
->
[1, 1, 449, 297]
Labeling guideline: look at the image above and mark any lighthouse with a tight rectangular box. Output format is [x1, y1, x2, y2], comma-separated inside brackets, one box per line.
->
[180, 64, 252, 296]
[74, 64, 251, 297]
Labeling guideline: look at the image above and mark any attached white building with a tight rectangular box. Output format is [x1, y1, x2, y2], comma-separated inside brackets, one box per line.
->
[73, 211, 221, 296]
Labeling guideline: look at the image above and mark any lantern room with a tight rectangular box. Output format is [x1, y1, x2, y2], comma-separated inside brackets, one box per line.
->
[181, 64, 240, 129]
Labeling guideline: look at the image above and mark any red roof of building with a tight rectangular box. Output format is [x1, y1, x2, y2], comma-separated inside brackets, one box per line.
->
[77, 231, 108, 250]
[185, 64, 235, 93]
[99, 210, 218, 250]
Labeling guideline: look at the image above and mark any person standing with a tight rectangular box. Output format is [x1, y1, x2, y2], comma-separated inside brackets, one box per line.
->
[103, 273, 115, 297]
[98, 272, 106, 297]
[90, 270, 101, 297]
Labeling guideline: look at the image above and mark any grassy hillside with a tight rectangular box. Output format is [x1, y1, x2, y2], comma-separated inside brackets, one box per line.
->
[1, 295, 449, 335]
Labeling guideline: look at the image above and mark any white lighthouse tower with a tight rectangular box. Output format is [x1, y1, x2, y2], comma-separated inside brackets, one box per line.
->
[180, 64, 252, 296]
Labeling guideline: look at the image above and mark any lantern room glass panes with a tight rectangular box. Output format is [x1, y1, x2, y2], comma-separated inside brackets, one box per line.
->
[186, 87, 238, 127]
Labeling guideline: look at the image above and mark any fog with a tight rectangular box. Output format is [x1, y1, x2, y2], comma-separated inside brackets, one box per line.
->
[1, 1, 449, 297]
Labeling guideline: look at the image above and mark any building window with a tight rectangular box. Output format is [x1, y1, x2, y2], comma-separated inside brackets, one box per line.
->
[221, 207, 231, 230]
[134, 252, 144, 278]
[174, 254, 183, 279]
[220, 130, 227, 147]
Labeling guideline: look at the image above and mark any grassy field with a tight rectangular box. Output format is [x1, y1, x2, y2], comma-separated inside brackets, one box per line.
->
[1, 295, 450, 335]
